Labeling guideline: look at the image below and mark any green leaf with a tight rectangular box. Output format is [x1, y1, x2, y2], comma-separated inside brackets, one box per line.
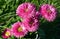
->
[0, 10, 3, 14]
[0, 37, 3, 39]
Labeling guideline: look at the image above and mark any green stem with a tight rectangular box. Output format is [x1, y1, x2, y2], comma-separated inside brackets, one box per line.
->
[18, 37, 22, 39]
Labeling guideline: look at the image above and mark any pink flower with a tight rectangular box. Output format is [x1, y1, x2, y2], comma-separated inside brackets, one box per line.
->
[34, 11, 40, 20]
[2, 28, 11, 39]
[16, 2, 36, 19]
[39, 4, 56, 22]
[11, 22, 28, 38]
[22, 16, 39, 32]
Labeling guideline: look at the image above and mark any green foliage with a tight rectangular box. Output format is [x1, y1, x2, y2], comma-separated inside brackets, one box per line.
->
[0, 0, 60, 39]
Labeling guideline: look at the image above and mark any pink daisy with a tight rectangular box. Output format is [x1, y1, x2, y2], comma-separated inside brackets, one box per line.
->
[2, 28, 11, 39]
[11, 22, 28, 38]
[39, 4, 56, 22]
[22, 16, 39, 32]
[16, 2, 36, 19]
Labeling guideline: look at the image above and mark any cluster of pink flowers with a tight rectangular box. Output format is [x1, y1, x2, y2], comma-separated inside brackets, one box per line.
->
[2, 3, 57, 39]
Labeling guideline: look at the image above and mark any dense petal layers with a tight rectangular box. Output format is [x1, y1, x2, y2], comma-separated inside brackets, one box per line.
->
[16, 2, 36, 19]
[39, 4, 56, 22]
[22, 15, 39, 32]
[11, 22, 28, 38]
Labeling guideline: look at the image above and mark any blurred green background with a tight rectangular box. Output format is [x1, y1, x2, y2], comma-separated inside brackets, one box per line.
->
[0, 0, 60, 39]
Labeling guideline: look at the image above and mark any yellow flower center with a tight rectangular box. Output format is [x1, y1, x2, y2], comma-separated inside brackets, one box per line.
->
[5, 31, 10, 36]
[18, 27, 23, 32]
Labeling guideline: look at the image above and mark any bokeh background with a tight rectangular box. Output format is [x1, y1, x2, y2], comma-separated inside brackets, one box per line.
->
[0, 0, 60, 39]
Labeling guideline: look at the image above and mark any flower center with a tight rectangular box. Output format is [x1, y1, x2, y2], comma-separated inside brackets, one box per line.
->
[25, 8, 28, 12]
[5, 31, 10, 36]
[47, 10, 51, 13]
[18, 27, 23, 32]
[29, 19, 34, 27]
[29, 22, 33, 25]
[47, 8, 52, 13]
